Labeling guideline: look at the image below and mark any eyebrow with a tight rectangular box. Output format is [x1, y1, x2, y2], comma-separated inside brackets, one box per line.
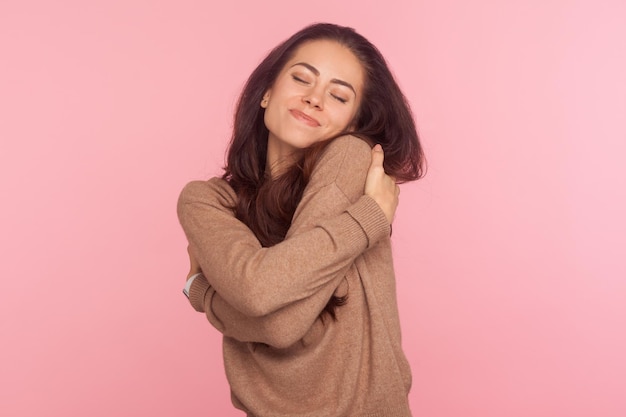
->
[290, 62, 357, 97]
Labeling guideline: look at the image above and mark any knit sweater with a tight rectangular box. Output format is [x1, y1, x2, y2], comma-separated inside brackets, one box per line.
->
[177, 135, 412, 417]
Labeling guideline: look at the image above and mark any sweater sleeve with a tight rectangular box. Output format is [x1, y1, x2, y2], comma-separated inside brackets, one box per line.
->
[177, 136, 390, 319]
[187, 272, 341, 349]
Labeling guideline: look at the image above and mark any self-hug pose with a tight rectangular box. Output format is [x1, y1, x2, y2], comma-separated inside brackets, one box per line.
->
[178, 23, 425, 417]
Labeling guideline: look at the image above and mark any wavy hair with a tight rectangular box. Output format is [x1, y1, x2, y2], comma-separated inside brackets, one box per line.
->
[222, 23, 425, 319]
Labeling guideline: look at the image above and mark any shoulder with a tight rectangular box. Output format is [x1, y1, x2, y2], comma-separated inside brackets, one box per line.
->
[178, 177, 236, 209]
[317, 135, 371, 176]
[308, 135, 372, 200]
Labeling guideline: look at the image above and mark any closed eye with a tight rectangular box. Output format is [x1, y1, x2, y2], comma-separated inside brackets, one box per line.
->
[331, 94, 347, 104]
[292, 75, 310, 85]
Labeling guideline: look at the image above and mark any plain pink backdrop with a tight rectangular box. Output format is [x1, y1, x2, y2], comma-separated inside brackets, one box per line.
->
[1, 0, 625, 416]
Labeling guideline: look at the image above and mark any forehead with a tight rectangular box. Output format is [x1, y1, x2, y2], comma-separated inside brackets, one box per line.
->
[285, 40, 364, 89]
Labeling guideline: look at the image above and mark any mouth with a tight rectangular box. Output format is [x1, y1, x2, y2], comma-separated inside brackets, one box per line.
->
[289, 109, 321, 127]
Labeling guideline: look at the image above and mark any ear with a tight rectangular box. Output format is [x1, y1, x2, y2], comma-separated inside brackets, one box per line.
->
[260, 91, 271, 108]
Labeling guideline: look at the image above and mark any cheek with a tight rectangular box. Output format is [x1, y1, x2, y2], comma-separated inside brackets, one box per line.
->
[333, 107, 358, 130]
[263, 106, 277, 132]
[263, 101, 290, 135]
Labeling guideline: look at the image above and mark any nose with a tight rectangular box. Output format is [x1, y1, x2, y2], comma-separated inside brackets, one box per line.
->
[303, 88, 323, 109]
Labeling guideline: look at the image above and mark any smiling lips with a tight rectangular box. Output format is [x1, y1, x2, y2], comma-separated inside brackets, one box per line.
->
[289, 109, 320, 127]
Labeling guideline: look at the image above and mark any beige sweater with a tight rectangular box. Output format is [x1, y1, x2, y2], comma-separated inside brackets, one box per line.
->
[178, 136, 412, 417]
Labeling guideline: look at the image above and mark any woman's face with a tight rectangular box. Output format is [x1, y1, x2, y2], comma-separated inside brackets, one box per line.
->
[262, 39, 365, 163]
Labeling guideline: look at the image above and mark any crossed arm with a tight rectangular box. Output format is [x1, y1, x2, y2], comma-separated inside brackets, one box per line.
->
[177, 136, 398, 347]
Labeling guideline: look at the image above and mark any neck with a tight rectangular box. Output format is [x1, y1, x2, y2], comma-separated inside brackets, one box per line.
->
[266, 135, 301, 178]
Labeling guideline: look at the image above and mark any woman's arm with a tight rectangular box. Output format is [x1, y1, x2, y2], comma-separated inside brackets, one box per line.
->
[183, 138, 393, 347]
[187, 273, 338, 348]
[178, 136, 391, 318]
[182, 138, 398, 347]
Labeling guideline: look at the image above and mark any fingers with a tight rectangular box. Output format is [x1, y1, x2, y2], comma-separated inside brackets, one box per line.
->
[370, 145, 397, 185]
[370, 144, 384, 171]
[365, 144, 400, 224]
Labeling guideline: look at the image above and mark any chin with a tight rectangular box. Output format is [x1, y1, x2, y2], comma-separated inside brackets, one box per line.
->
[285, 136, 325, 150]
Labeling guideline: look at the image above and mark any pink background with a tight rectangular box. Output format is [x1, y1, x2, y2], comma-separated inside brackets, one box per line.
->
[1, 0, 625, 416]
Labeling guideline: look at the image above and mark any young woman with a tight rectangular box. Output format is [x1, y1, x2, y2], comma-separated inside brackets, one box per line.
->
[178, 23, 425, 416]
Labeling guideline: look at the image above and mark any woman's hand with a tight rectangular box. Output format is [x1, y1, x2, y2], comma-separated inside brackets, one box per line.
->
[365, 144, 399, 224]
[187, 245, 202, 280]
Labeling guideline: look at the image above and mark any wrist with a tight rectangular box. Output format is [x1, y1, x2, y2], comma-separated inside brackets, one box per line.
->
[183, 272, 203, 298]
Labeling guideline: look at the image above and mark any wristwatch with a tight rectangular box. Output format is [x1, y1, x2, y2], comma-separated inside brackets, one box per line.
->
[182, 273, 202, 298]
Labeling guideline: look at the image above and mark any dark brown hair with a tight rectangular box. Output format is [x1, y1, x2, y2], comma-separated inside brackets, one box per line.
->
[222, 23, 425, 319]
